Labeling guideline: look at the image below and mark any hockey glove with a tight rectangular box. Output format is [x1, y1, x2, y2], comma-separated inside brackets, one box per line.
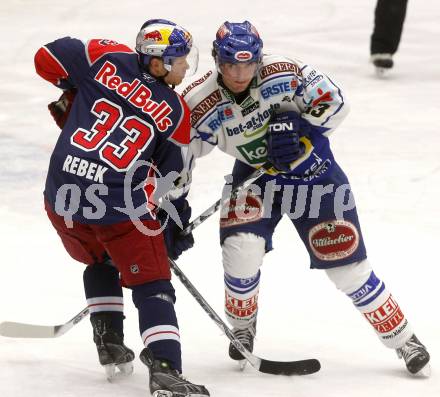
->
[160, 197, 194, 260]
[266, 111, 306, 172]
[48, 88, 77, 129]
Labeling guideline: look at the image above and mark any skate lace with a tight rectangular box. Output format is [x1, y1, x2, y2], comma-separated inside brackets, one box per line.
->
[233, 326, 256, 345]
[94, 320, 107, 346]
[399, 340, 424, 363]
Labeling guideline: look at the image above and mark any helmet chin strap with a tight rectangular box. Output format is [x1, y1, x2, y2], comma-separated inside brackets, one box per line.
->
[156, 61, 172, 86]
[142, 59, 172, 86]
[161, 70, 174, 88]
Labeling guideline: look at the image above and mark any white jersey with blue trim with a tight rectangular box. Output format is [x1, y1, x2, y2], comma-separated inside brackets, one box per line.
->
[181, 54, 349, 183]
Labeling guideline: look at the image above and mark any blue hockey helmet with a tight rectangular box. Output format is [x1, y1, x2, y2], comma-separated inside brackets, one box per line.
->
[212, 21, 263, 65]
[136, 19, 198, 75]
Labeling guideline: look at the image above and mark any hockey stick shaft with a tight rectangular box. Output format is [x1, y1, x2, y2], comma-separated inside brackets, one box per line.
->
[168, 258, 320, 375]
[181, 162, 275, 236]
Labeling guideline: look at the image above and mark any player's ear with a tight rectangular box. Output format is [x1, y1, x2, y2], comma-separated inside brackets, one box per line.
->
[148, 57, 167, 78]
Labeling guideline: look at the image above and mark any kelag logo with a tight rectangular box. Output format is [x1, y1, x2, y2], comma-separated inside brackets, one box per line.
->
[237, 135, 267, 164]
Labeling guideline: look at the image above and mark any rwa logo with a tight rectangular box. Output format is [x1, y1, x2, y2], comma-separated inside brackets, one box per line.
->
[237, 135, 267, 164]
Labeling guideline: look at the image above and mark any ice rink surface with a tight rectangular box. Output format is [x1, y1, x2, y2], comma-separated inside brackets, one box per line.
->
[0, 0, 439, 396]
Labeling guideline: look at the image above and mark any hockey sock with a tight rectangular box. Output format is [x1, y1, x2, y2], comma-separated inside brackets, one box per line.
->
[83, 261, 124, 336]
[348, 271, 413, 348]
[326, 260, 413, 349]
[132, 280, 181, 373]
[224, 271, 260, 329]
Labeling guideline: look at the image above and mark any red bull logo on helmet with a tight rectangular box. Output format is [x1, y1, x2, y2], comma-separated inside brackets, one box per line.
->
[235, 51, 252, 61]
[143, 30, 163, 42]
[217, 24, 230, 39]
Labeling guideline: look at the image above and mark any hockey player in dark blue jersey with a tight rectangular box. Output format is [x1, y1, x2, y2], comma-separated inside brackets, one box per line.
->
[35, 19, 209, 397]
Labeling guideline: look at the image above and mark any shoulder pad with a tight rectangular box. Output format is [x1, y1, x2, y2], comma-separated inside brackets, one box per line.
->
[86, 39, 134, 65]
[189, 89, 222, 127]
[180, 70, 218, 105]
[181, 70, 215, 98]
[258, 54, 302, 81]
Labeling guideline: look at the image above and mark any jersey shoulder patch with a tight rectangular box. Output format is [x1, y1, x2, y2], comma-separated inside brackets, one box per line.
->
[180, 70, 218, 106]
[179, 71, 221, 127]
[86, 39, 134, 65]
[189, 88, 222, 127]
[181, 70, 214, 98]
[258, 54, 302, 81]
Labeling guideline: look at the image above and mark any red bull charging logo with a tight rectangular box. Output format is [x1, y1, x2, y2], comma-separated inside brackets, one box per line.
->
[143, 30, 163, 42]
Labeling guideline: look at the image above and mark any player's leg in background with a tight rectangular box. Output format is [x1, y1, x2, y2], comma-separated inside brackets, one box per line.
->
[45, 203, 134, 378]
[291, 162, 430, 376]
[220, 162, 283, 361]
[370, 0, 408, 73]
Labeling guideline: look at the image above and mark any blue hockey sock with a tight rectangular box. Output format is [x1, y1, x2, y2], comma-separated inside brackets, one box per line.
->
[132, 280, 182, 372]
[83, 261, 124, 336]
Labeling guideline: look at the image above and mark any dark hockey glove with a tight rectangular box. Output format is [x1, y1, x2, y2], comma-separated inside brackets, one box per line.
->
[48, 88, 77, 129]
[160, 197, 194, 260]
[266, 111, 306, 172]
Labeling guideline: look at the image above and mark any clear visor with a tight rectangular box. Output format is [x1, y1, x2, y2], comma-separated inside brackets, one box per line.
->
[164, 45, 199, 78]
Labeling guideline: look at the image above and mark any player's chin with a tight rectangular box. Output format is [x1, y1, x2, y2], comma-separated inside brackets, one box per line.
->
[170, 77, 184, 86]
[231, 82, 249, 93]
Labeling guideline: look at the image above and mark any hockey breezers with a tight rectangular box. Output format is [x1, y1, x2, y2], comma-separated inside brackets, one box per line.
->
[181, 162, 276, 236]
[168, 258, 320, 376]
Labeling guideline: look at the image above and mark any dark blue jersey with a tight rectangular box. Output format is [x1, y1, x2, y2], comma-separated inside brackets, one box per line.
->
[35, 37, 190, 224]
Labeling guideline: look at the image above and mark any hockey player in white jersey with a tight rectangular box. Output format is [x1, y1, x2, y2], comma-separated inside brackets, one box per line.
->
[181, 21, 430, 376]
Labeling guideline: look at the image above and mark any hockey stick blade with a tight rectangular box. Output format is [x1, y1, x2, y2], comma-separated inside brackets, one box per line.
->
[259, 358, 320, 376]
[169, 258, 320, 376]
[0, 307, 90, 338]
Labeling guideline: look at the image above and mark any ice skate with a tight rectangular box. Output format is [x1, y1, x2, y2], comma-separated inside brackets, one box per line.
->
[371, 53, 393, 77]
[91, 314, 135, 381]
[140, 348, 210, 397]
[228, 321, 256, 370]
[396, 334, 431, 377]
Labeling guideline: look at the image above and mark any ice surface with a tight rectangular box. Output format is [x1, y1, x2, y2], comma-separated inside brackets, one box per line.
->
[0, 0, 439, 396]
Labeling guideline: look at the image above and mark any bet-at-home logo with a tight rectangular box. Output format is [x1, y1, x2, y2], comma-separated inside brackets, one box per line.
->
[237, 135, 267, 164]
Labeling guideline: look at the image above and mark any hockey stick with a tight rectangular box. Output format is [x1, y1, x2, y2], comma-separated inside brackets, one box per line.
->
[168, 257, 320, 376]
[0, 307, 90, 338]
[181, 162, 276, 236]
[0, 259, 320, 376]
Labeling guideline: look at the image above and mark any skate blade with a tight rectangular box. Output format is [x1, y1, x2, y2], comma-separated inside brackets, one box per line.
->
[414, 363, 431, 378]
[152, 391, 173, 397]
[238, 359, 247, 371]
[375, 67, 391, 78]
[117, 361, 134, 376]
[104, 361, 134, 382]
[153, 391, 207, 397]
